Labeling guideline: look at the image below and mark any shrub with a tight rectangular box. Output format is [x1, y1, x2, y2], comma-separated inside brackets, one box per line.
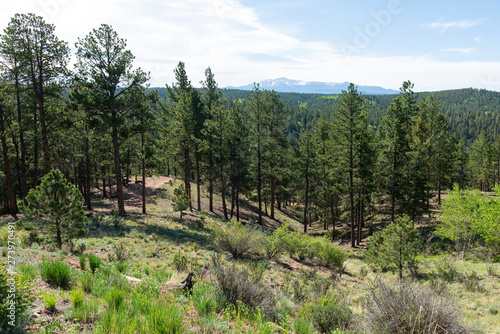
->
[486, 263, 498, 277]
[88, 254, 102, 274]
[293, 318, 316, 334]
[111, 242, 129, 262]
[364, 280, 467, 334]
[17, 263, 38, 283]
[0, 261, 32, 330]
[213, 220, 264, 259]
[172, 185, 190, 219]
[211, 257, 277, 318]
[493, 254, 500, 263]
[172, 251, 188, 272]
[284, 231, 309, 260]
[434, 257, 460, 282]
[42, 292, 57, 311]
[40, 259, 72, 288]
[300, 295, 352, 333]
[263, 224, 290, 261]
[315, 237, 347, 270]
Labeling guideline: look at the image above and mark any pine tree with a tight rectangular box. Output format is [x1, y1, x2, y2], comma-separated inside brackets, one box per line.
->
[18, 169, 87, 249]
[173, 184, 190, 219]
[367, 214, 419, 278]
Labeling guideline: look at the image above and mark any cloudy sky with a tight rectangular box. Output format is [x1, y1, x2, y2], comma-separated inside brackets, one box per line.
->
[1, 0, 500, 91]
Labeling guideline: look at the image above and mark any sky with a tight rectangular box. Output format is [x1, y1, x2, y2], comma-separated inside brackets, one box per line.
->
[1, 0, 500, 92]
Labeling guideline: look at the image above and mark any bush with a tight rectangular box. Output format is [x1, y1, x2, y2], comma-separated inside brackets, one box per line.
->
[172, 251, 188, 272]
[263, 224, 290, 261]
[300, 295, 352, 333]
[284, 231, 309, 260]
[88, 254, 102, 274]
[213, 220, 264, 259]
[315, 237, 347, 270]
[434, 257, 460, 282]
[364, 280, 467, 334]
[211, 257, 277, 318]
[0, 261, 32, 330]
[493, 254, 500, 263]
[40, 259, 72, 288]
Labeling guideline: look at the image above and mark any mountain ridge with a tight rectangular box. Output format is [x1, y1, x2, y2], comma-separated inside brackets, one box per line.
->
[225, 77, 400, 95]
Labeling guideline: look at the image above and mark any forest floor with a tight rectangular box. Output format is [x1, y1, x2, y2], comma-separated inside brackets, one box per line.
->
[1, 177, 499, 333]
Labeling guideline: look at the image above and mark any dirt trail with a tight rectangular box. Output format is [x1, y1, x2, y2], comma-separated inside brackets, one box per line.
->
[92, 175, 174, 212]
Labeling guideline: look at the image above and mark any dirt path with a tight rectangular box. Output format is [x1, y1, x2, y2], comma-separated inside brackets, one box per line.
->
[91, 175, 174, 213]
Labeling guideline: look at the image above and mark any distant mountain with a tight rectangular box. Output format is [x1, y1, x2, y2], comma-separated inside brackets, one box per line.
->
[226, 77, 399, 95]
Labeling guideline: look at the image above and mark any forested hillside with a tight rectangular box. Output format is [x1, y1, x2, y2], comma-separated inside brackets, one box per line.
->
[2, 13, 500, 334]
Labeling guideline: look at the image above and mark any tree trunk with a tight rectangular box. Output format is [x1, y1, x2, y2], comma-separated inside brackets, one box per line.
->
[304, 163, 309, 234]
[209, 154, 214, 212]
[350, 146, 355, 247]
[142, 132, 146, 214]
[270, 176, 275, 219]
[15, 73, 28, 199]
[196, 154, 201, 211]
[85, 127, 92, 210]
[0, 109, 17, 214]
[112, 123, 126, 215]
[183, 146, 192, 211]
[257, 132, 263, 225]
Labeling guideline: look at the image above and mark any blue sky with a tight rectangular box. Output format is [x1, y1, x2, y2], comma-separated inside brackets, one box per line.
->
[1, 0, 500, 91]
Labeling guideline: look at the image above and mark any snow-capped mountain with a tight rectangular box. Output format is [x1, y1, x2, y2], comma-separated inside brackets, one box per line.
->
[226, 78, 399, 95]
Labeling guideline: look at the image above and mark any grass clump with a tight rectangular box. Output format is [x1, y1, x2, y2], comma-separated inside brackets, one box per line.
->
[191, 282, 224, 316]
[364, 280, 467, 334]
[42, 291, 57, 311]
[0, 260, 32, 330]
[40, 259, 72, 288]
[88, 253, 102, 273]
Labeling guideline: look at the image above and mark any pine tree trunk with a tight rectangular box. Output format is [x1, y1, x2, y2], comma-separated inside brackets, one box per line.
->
[183, 146, 192, 211]
[196, 154, 201, 211]
[112, 122, 126, 216]
[85, 128, 92, 210]
[0, 110, 17, 214]
[142, 133, 146, 214]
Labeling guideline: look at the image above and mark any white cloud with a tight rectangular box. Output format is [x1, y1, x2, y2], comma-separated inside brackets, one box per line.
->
[441, 47, 475, 54]
[426, 19, 483, 33]
[1, 1, 500, 91]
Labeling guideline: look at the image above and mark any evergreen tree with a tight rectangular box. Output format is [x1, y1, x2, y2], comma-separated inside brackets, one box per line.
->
[74, 24, 149, 216]
[367, 214, 419, 278]
[332, 83, 369, 246]
[19, 169, 87, 249]
[379, 81, 419, 221]
[173, 184, 190, 219]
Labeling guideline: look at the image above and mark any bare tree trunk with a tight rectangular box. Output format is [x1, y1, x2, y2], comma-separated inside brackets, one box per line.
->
[142, 133, 146, 214]
[112, 123, 126, 215]
[0, 109, 17, 214]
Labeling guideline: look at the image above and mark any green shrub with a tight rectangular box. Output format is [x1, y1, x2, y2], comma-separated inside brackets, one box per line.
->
[0, 261, 32, 330]
[315, 237, 347, 270]
[365, 280, 467, 334]
[492, 254, 500, 263]
[114, 261, 129, 274]
[284, 231, 309, 260]
[214, 220, 264, 259]
[172, 251, 188, 272]
[300, 295, 352, 333]
[293, 318, 316, 334]
[434, 257, 461, 282]
[42, 292, 57, 311]
[263, 224, 290, 261]
[88, 254, 102, 274]
[40, 259, 72, 288]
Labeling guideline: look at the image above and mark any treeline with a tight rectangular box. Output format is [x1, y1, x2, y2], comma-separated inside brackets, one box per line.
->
[1, 14, 500, 248]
